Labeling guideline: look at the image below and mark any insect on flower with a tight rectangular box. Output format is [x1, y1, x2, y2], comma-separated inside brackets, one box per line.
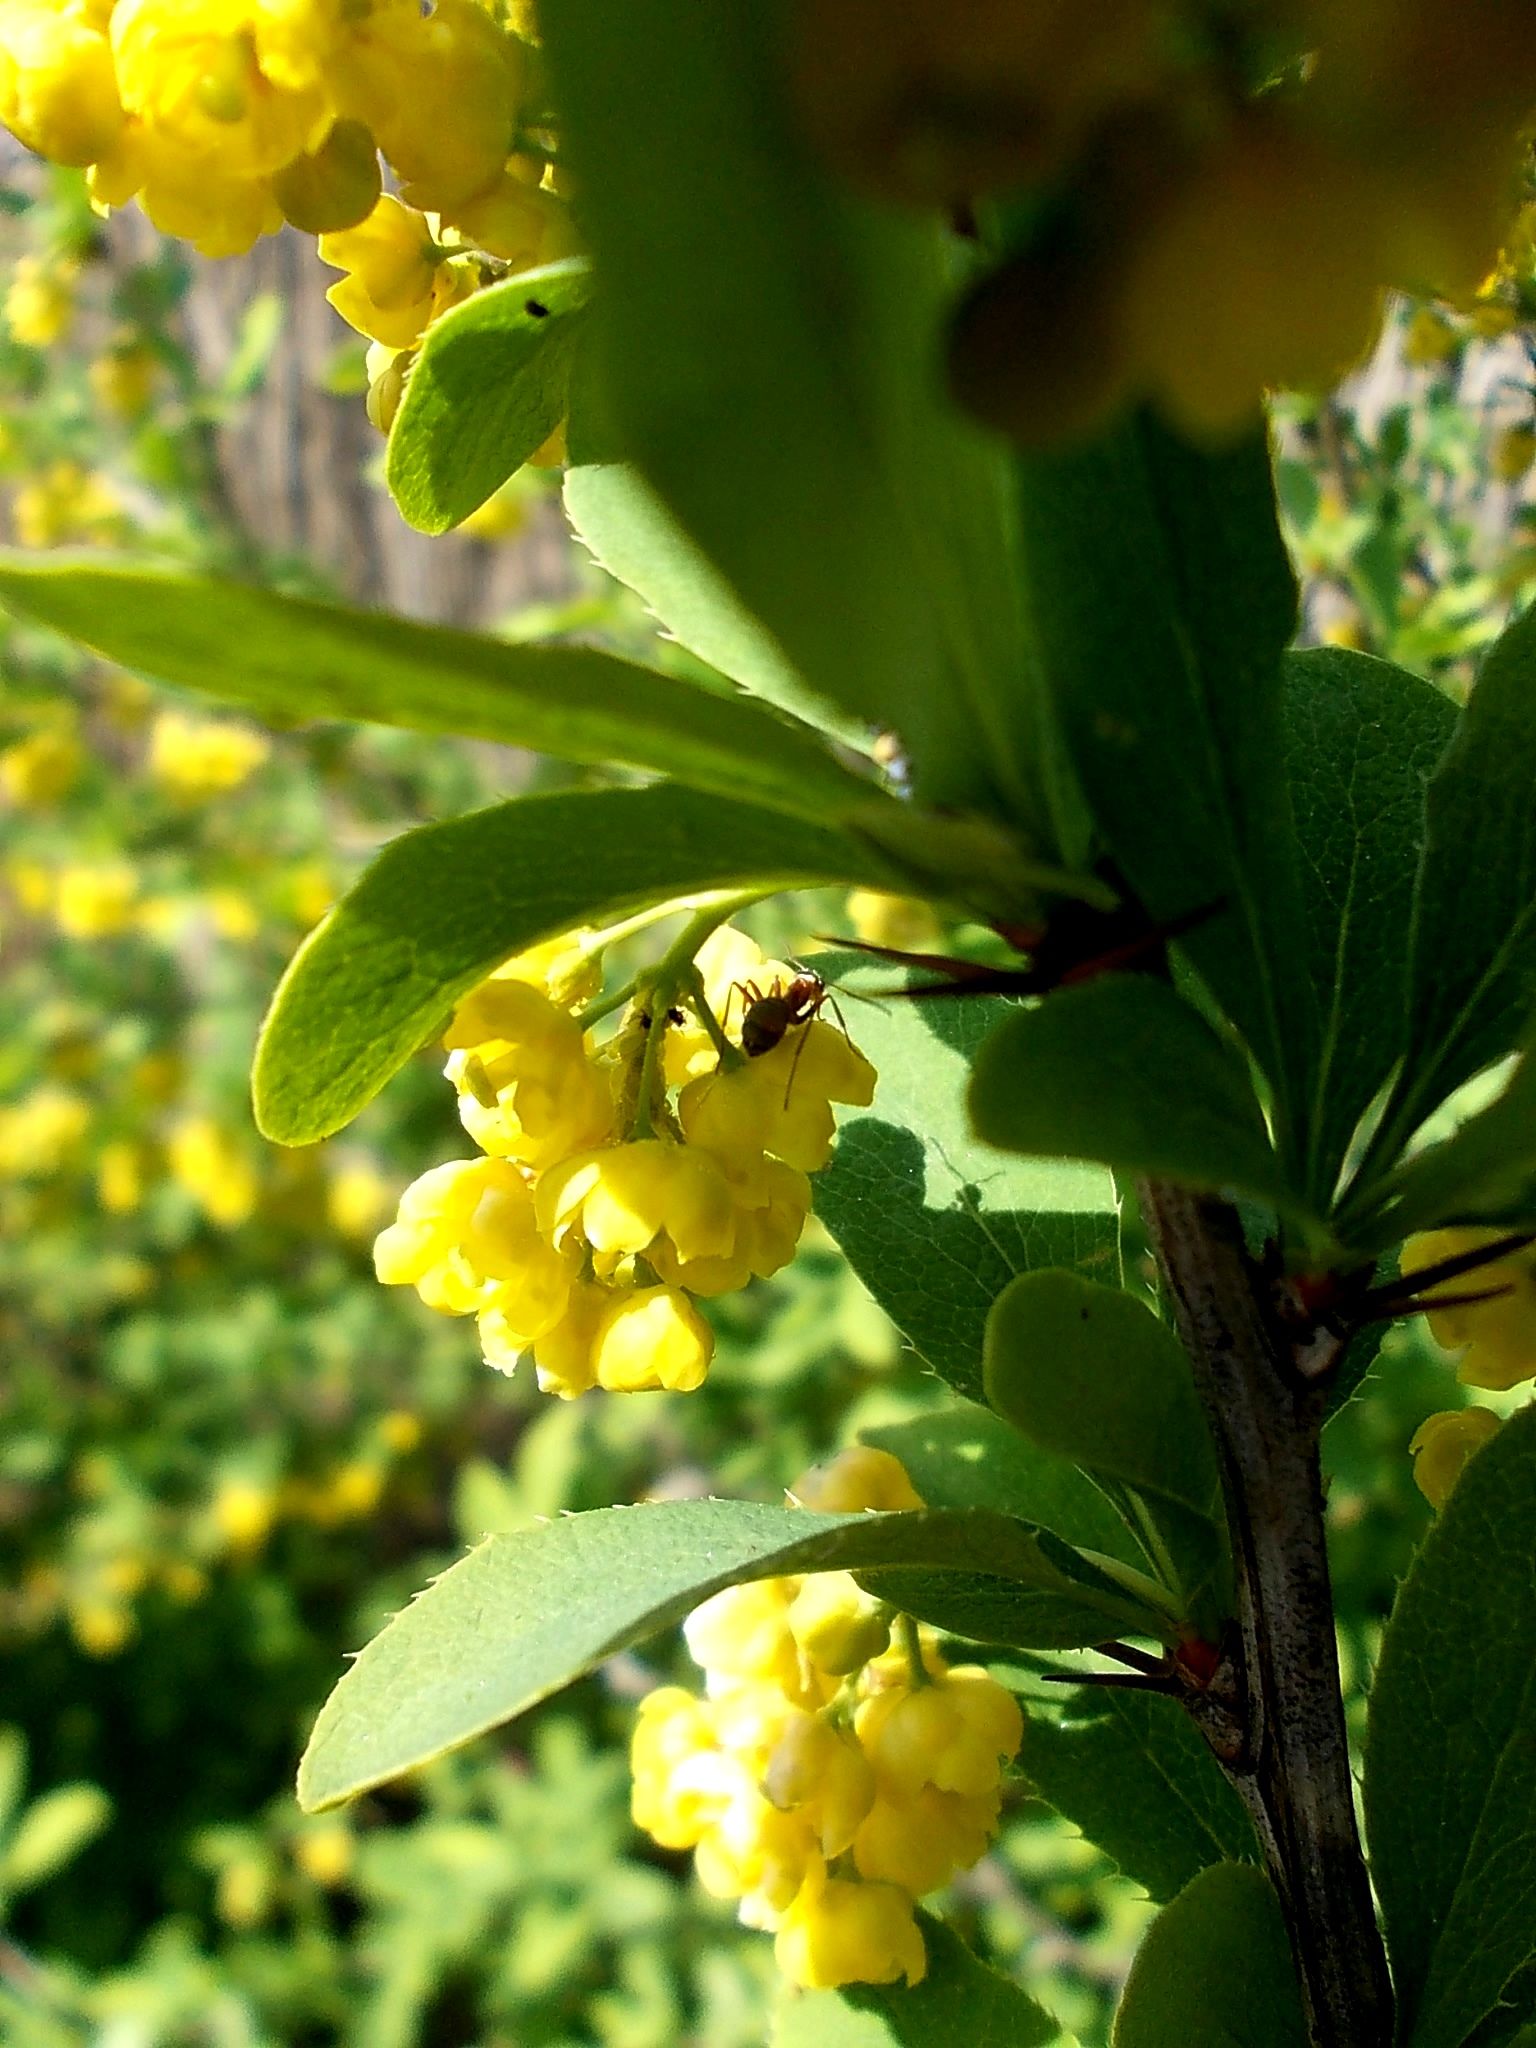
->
[732, 972, 851, 1105]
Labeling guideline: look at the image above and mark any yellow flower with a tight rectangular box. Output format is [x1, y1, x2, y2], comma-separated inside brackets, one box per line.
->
[537, 1139, 738, 1270]
[0, 726, 82, 807]
[665, 926, 795, 1087]
[630, 1685, 723, 1848]
[791, 1447, 925, 1515]
[328, 0, 524, 215]
[326, 1160, 394, 1240]
[0, 0, 125, 166]
[846, 888, 942, 954]
[319, 192, 443, 348]
[1409, 1407, 1502, 1510]
[110, 0, 331, 181]
[1402, 1228, 1536, 1390]
[774, 1871, 926, 1990]
[148, 709, 270, 798]
[211, 1476, 276, 1555]
[89, 337, 158, 417]
[97, 1138, 146, 1214]
[855, 1665, 1022, 1801]
[54, 860, 137, 936]
[590, 1282, 714, 1394]
[680, 1019, 876, 1173]
[167, 1116, 260, 1227]
[446, 934, 604, 1026]
[293, 1822, 353, 1888]
[446, 979, 613, 1171]
[683, 1578, 808, 1697]
[5, 252, 75, 345]
[761, 1708, 877, 1856]
[0, 1085, 89, 1176]
[851, 1780, 999, 1895]
[448, 172, 578, 266]
[786, 1571, 891, 1676]
[69, 1597, 136, 1659]
[363, 338, 410, 433]
[12, 461, 121, 548]
[527, 1279, 605, 1399]
[374, 1155, 570, 1322]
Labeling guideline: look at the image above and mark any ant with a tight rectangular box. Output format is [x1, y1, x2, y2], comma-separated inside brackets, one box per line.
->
[725, 971, 850, 1105]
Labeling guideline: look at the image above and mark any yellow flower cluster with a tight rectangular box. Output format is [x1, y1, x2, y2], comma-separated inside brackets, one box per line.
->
[798, 0, 1536, 437]
[0, 725, 82, 807]
[374, 923, 875, 1398]
[148, 709, 270, 800]
[630, 1448, 1023, 1991]
[0, 0, 550, 257]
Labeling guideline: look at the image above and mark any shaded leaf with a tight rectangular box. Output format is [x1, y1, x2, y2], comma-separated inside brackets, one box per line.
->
[1357, 1045, 1536, 1247]
[772, 1913, 1064, 2048]
[1280, 647, 1455, 1201]
[1113, 1864, 1305, 2048]
[1365, 1402, 1536, 2048]
[1011, 414, 1314, 1144]
[2, 1784, 112, 1895]
[298, 1500, 1159, 1811]
[969, 978, 1303, 1218]
[813, 974, 1118, 1403]
[387, 258, 589, 533]
[254, 787, 894, 1145]
[984, 1271, 1227, 1620]
[0, 555, 870, 822]
[1019, 1686, 1256, 1904]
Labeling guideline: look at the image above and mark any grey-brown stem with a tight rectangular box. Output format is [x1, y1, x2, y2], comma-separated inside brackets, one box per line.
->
[1139, 1181, 1393, 2048]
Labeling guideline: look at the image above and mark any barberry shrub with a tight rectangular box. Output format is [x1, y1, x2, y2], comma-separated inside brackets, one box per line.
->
[5, 4, 1536, 2045]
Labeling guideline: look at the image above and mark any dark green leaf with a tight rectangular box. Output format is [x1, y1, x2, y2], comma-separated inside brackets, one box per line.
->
[1011, 414, 1315, 1147]
[297, 1500, 1156, 1812]
[0, 555, 872, 821]
[969, 978, 1303, 1218]
[862, 1403, 1143, 1565]
[1021, 1686, 1257, 1903]
[813, 976, 1118, 1403]
[387, 258, 589, 534]
[254, 787, 894, 1144]
[1280, 647, 1455, 1201]
[1365, 1401, 1536, 2048]
[541, 0, 1046, 822]
[772, 1913, 1063, 2048]
[1391, 601, 1536, 1140]
[984, 1271, 1226, 1621]
[1113, 1864, 1305, 2048]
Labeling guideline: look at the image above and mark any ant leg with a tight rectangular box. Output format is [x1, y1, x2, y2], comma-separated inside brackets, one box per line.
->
[782, 1016, 817, 1109]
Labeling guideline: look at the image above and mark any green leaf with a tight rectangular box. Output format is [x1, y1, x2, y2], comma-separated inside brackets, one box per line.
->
[297, 1500, 1157, 1812]
[0, 1729, 25, 1840]
[772, 1913, 1064, 2048]
[1280, 648, 1455, 1201]
[969, 978, 1302, 1218]
[1020, 1687, 1256, 1905]
[254, 786, 894, 1144]
[1011, 414, 1315, 1145]
[540, 0, 1044, 821]
[862, 1404, 1144, 1566]
[2, 1784, 111, 1895]
[813, 976, 1118, 1404]
[1364, 1400, 1536, 2048]
[984, 1271, 1226, 1621]
[1113, 1864, 1305, 2048]
[387, 258, 589, 534]
[1398, 603, 1536, 1118]
[563, 460, 867, 746]
[0, 555, 871, 822]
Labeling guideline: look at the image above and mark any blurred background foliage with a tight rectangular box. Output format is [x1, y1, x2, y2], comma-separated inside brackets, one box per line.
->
[1, 157, 1533, 2048]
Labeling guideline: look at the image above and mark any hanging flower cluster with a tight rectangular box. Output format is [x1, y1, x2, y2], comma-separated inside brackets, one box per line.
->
[630, 1447, 1022, 1991]
[373, 922, 876, 1398]
[794, 0, 1536, 439]
[1399, 1227, 1536, 1507]
[0, 0, 573, 431]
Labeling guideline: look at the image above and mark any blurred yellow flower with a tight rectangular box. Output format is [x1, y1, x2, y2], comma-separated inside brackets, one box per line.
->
[167, 1116, 260, 1227]
[0, 726, 82, 807]
[4, 253, 76, 345]
[54, 860, 137, 937]
[148, 710, 270, 799]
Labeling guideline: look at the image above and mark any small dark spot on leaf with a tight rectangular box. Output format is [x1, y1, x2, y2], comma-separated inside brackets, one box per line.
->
[525, 299, 550, 318]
